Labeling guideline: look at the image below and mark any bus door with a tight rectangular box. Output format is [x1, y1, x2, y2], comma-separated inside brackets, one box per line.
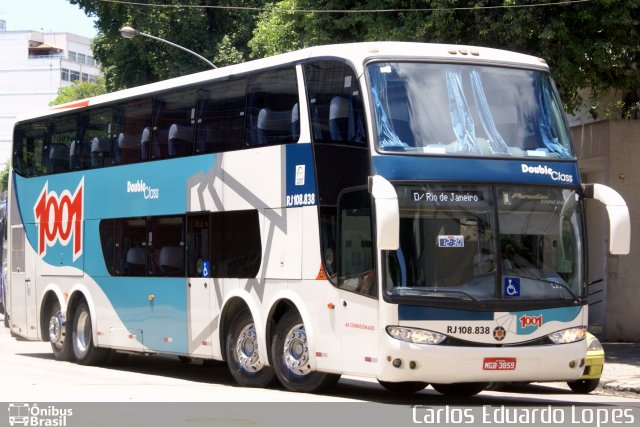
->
[336, 189, 379, 375]
[186, 214, 215, 358]
[9, 224, 38, 338]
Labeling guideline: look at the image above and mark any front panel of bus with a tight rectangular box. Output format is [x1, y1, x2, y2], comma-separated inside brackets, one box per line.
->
[361, 60, 587, 383]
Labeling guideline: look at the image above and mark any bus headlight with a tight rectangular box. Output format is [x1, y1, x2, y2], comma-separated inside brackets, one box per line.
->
[548, 326, 586, 344]
[386, 326, 446, 345]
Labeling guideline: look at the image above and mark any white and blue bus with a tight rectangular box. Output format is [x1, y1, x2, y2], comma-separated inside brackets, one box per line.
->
[6, 42, 630, 396]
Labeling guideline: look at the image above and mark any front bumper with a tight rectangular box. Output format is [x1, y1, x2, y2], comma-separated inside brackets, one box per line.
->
[377, 338, 586, 384]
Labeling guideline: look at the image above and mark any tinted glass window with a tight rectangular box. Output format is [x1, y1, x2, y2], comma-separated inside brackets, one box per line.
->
[13, 122, 47, 177]
[148, 216, 184, 276]
[115, 218, 147, 276]
[338, 189, 375, 296]
[196, 80, 246, 153]
[77, 107, 113, 170]
[305, 61, 366, 146]
[152, 89, 197, 159]
[212, 210, 261, 278]
[45, 115, 76, 174]
[245, 68, 299, 147]
[99, 219, 116, 275]
[113, 98, 153, 164]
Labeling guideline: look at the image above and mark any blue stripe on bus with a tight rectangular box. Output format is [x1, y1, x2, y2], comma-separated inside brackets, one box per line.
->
[399, 305, 494, 321]
[372, 155, 580, 186]
[96, 276, 188, 353]
[285, 143, 317, 207]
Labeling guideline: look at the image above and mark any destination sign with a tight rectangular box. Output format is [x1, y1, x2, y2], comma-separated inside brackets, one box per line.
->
[409, 190, 485, 206]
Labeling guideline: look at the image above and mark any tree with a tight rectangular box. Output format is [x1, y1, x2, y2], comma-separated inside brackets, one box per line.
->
[49, 77, 107, 106]
[69, 0, 273, 91]
[248, 0, 640, 114]
[0, 162, 8, 200]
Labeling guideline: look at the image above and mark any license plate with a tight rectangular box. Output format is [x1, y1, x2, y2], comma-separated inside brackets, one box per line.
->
[483, 357, 516, 370]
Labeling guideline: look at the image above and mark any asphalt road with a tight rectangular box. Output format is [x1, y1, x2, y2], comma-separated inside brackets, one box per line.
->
[1, 312, 639, 427]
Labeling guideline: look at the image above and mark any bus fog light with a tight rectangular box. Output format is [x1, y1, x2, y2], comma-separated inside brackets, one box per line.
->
[548, 327, 586, 344]
[386, 326, 446, 345]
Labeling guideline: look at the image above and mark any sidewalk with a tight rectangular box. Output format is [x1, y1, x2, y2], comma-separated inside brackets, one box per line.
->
[599, 342, 640, 396]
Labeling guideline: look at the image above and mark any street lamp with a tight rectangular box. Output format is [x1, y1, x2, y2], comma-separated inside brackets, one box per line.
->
[119, 26, 216, 69]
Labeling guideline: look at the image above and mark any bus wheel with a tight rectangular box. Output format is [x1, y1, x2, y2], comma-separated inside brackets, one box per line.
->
[378, 380, 428, 394]
[225, 309, 275, 388]
[71, 301, 109, 365]
[271, 310, 340, 393]
[431, 382, 488, 397]
[567, 378, 599, 394]
[48, 300, 73, 361]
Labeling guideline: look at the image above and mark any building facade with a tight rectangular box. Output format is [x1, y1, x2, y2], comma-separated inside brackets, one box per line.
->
[572, 119, 640, 341]
[0, 20, 101, 164]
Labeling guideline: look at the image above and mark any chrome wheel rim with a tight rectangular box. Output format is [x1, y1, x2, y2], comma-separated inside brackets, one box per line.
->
[235, 323, 263, 372]
[282, 323, 311, 376]
[75, 310, 91, 355]
[49, 311, 64, 348]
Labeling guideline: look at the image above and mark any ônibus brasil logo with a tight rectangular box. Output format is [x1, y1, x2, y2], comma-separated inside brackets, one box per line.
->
[33, 178, 84, 261]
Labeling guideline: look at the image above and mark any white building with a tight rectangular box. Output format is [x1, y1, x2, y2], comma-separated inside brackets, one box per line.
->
[0, 20, 101, 164]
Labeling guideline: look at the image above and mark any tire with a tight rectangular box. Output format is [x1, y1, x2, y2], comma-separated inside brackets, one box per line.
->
[48, 300, 74, 361]
[431, 382, 488, 397]
[225, 309, 275, 388]
[71, 301, 109, 365]
[567, 378, 599, 394]
[271, 310, 340, 393]
[378, 380, 428, 394]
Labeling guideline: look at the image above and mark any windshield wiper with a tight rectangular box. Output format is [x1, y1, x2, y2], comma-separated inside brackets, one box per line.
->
[395, 287, 485, 307]
[509, 274, 579, 300]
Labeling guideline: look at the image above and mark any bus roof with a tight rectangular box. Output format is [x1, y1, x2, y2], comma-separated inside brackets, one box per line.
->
[25, 41, 549, 122]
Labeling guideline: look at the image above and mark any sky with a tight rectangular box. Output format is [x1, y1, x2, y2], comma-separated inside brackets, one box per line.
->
[0, 0, 98, 38]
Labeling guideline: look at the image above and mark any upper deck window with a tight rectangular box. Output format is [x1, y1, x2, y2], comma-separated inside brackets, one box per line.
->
[367, 62, 573, 159]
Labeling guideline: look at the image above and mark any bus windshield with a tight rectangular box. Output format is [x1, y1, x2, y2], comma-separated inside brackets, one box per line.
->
[368, 62, 573, 159]
[384, 185, 584, 303]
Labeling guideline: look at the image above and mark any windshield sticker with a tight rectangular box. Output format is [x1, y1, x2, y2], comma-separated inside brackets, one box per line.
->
[438, 235, 464, 248]
[504, 277, 521, 297]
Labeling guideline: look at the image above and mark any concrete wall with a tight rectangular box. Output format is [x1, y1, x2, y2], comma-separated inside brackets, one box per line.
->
[572, 120, 640, 341]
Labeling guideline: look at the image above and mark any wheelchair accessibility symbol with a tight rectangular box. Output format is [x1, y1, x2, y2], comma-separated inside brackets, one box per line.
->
[504, 277, 520, 297]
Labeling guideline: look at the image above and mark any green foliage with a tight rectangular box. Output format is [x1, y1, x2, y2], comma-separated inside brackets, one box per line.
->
[0, 162, 8, 199]
[69, 0, 272, 91]
[249, 0, 640, 114]
[71, 0, 639, 114]
[249, 0, 334, 58]
[49, 77, 107, 106]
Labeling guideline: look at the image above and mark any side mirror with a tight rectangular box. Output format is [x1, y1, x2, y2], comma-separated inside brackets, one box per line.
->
[583, 183, 630, 255]
[369, 175, 399, 250]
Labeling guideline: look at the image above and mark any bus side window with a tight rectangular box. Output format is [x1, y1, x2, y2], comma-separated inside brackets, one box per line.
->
[99, 219, 116, 275]
[196, 79, 246, 154]
[114, 218, 147, 276]
[211, 210, 261, 278]
[245, 68, 299, 147]
[304, 61, 366, 146]
[45, 115, 76, 174]
[152, 89, 197, 160]
[113, 98, 153, 164]
[337, 189, 375, 297]
[78, 107, 113, 169]
[148, 216, 185, 277]
[13, 124, 46, 177]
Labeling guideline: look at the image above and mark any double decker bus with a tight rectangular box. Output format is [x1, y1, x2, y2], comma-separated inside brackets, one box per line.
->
[6, 42, 629, 396]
